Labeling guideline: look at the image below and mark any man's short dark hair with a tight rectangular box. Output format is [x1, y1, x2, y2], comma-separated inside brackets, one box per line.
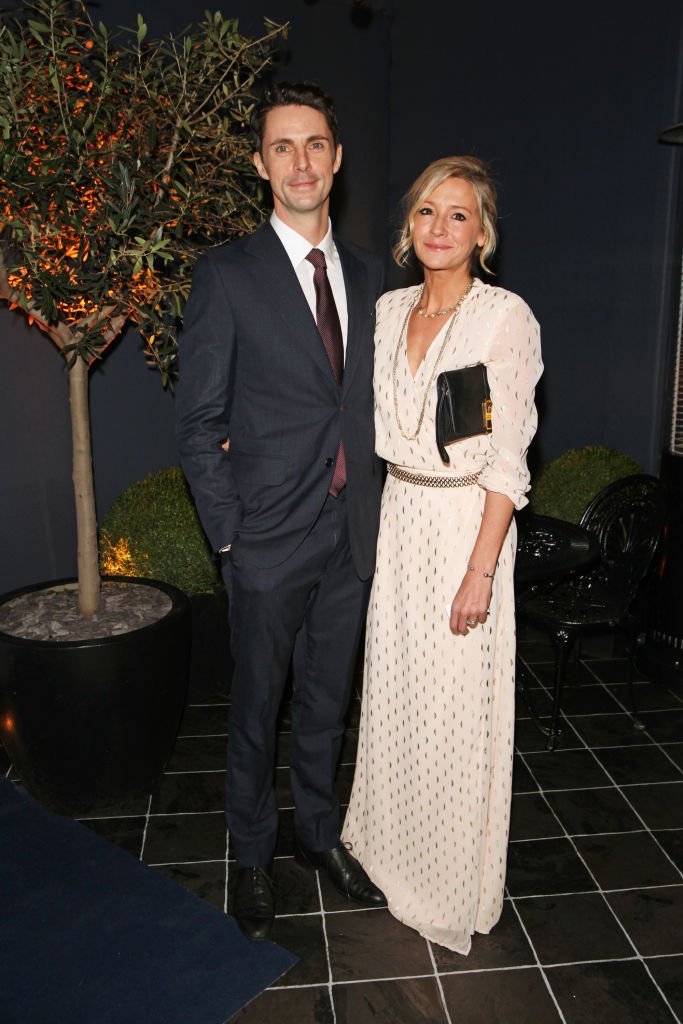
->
[251, 81, 340, 154]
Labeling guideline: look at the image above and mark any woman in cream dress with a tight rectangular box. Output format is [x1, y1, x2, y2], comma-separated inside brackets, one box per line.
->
[342, 156, 542, 955]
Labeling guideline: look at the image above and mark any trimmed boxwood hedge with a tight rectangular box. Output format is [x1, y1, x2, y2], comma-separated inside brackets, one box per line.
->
[100, 467, 219, 596]
[529, 445, 642, 524]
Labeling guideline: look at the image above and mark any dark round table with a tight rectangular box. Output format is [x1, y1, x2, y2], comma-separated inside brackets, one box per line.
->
[515, 512, 600, 587]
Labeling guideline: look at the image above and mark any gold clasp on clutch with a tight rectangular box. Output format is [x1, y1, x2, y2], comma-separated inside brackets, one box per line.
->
[482, 399, 493, 432]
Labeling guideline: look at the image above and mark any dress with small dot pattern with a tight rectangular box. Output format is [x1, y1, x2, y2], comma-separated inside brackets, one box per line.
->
[342, 279, 542, 955]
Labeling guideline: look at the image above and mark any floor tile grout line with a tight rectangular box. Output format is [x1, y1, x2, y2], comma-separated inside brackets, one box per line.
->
[144, 855, 228, 867]
[507, 883, 683, 900]
[267, 954, 666, 992]
[146, 809, 227, 818]
[599, 787, 683, 885]
[517, 652, 682, 698]
[521, 704, 683, 722]
[515, 781, 683, 796]
[270, 974, 437, 991]
[270, 968, 533, 991]
[581, 661, 683, 764]
[562, 673, 683, 885]
[640, 962, 683, 1024]
[518, 735, 683, 1021]
[520, 741, 643, 884]
[518, 663, 683, 798]
[516, 657, 586, 746]
[138, 791, 153, 862]
[506, 893, 568, 1023]
[313, 869, 338, 1024]
[509, 828, 649, 843]
[272, 906, 386, 919]
[521, 681, 683, 704]
[518, 653, 683, 733]
[426, 940, 453, 1024]
[267, 949, 683, 990]
[517, 679, 683, 699]
[278, 647, 683, 1015]
[532, 687, 683, 857]
[519, 711, 683, 724]
[517, 748, 644, 944]
[5, 643, 682, 1019]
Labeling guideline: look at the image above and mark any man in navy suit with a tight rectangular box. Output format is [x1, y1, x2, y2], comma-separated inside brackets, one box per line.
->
[176, 82, 384, 940]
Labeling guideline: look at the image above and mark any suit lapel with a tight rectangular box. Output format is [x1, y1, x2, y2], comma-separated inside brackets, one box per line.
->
[243, 223, 336, 384]
[336, 239, 368, 396]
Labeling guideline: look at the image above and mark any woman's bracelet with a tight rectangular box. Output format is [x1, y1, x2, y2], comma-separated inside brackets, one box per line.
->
[468, 564, 496, 579]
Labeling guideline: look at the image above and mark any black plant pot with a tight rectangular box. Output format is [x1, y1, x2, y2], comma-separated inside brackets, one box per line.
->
[0, 576, 191, 815]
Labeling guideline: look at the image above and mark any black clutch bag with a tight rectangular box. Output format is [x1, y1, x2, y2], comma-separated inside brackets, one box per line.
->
[435, 363, 492, 464]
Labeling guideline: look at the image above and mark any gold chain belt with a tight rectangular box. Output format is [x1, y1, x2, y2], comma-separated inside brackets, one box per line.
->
[388, 464, 481, 488]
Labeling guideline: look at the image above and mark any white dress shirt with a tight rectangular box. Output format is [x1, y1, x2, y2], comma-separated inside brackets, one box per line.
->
[270, 212, 349, 356]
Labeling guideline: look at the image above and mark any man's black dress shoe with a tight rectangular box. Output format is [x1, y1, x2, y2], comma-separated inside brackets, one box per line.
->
[294, 839, 385, 905]
[233, 865, 275, 941]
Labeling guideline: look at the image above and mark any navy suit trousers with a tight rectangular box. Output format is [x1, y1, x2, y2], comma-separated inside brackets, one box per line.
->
[221, 490, 369, 866]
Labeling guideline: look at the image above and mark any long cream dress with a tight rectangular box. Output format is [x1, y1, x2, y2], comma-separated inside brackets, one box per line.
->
[342, 279, 543, 954]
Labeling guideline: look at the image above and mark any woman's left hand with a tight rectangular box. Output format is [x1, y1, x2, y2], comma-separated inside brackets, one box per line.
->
[448, 573, 492, 636]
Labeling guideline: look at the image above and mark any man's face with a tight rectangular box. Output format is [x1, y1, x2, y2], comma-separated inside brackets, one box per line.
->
[254, 104, 342, 225]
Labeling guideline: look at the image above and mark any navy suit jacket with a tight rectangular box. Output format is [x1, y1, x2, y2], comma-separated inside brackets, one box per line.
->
[175, 222, 384, 580]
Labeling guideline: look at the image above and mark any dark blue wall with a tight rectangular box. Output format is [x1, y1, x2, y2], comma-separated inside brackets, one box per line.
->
[387, 0, 683, 472]
[1, 0, 681, 593]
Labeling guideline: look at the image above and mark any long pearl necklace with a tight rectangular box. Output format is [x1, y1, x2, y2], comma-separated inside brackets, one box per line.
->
[392, 278, 474, 441]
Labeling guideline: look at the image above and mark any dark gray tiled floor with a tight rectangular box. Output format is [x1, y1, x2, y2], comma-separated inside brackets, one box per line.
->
[4, 628, 683, 1023]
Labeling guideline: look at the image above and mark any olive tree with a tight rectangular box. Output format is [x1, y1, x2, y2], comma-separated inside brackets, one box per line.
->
[0, 0, 284, 612]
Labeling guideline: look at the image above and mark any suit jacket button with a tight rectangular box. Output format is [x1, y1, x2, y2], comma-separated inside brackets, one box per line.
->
[325, 457, 334, 467]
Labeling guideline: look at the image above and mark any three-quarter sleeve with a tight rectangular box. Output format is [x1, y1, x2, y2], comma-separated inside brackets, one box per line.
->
[478, 297, 543, 509]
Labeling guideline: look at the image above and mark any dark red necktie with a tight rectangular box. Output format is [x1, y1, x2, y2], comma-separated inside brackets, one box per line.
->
[306, 248, 346, 495]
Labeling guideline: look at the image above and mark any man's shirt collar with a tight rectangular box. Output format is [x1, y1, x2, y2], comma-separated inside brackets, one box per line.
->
[270, 212, 335, 267]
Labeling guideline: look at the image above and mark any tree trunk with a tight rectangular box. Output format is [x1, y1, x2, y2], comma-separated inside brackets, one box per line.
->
[68, 356, 100, 614]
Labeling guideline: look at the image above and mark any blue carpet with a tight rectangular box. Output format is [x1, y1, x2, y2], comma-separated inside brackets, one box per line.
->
[0, 778, 296, 1023]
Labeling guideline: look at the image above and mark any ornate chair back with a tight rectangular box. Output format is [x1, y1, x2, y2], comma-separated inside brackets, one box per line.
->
[579, 474, 667, 602]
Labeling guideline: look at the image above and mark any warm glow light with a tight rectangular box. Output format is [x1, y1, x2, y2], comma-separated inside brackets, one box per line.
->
[2, 56, 164, 332]
[100, 535, 148, 577]
[3, 716, 14, 733]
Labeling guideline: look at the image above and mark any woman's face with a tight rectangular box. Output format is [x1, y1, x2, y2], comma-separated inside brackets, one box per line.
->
[412, 177, 485, 275]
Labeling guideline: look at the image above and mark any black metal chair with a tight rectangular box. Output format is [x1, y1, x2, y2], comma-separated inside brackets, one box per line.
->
[518, 474, 667, 749]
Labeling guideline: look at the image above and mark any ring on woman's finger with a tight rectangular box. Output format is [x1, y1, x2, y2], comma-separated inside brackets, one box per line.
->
[466, 618, 477, 627]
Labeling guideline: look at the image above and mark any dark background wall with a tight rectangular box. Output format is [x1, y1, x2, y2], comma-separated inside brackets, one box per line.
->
[1, 0, 682, 593]
[387, 0, 683, 475]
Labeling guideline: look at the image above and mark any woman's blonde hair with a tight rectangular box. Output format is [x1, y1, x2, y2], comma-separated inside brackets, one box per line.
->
[393, 156, 498, 274]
